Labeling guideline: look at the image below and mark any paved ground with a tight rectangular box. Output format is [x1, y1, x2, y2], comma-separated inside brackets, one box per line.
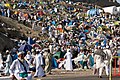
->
[0, 69, 120, 80]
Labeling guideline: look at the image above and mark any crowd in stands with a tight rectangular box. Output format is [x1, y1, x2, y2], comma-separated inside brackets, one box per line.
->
[0, 0, 120, 79]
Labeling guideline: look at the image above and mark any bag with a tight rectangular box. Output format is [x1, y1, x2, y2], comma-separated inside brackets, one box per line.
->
[18, 59, 28, 78]
[19, 72, 28, 78]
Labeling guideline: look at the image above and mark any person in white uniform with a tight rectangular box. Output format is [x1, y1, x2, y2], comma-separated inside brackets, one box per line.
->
[4, 50, 12, 76]
[33, 50, 46, 78]
[9, 52, 32, 80]
[64, 49, 73, 71]
[103, 46, 113, 76]
[94, 47, 105, 78]
[94, 54, 104, 78]
[25, 51, 32, 65]
[0, 52, 3, 71]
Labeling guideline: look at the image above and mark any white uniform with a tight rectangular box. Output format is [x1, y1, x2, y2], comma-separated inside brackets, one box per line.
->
[64, 50, 73, 71]
[94, 54, 104, 76]
[7, 9, 10, 17]
[33, 53, 45, 77]
[0, 53, 3, 70]
[49, 45, 53, 54]
[103, 48, 112, 76]
[9, 59, 32, 80]
[39, 53, 44, 66]
[25, 53, 32, 65]
[5, 54, 12, 75]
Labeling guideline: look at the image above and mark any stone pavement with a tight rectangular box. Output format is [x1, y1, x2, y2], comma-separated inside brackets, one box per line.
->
[0, 69, 120, 80]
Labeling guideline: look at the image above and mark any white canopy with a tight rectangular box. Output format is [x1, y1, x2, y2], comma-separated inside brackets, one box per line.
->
[103, 6, 118, 15]
[116, 0, 120, 4]
[117, 7, 120, 12]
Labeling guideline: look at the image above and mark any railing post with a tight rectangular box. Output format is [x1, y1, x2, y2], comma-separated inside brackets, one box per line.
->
[109, 59, 112, 80]
[114, 57, 116, 76]
[119, 58, 120, 76]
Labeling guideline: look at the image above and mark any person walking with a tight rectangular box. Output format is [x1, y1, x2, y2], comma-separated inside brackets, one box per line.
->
[94, 47, 105, 78]
[33, 50, 46, 78]
[44, 49, 52, 74]
[4, 50, 12, 76]
[64, 49, 73, 71]
[103, 46, 113, 76]
[7, 8, 10, 18]
[25, 51, 32, 65]
[9, 52, 32, 80]
[0, 52, 3, 74]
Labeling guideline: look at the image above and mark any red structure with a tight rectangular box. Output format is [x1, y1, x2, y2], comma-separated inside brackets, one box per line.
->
[113, 57, 120, 76]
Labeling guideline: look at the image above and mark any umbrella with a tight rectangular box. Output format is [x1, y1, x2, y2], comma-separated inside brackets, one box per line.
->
[18, 44, 32, 52]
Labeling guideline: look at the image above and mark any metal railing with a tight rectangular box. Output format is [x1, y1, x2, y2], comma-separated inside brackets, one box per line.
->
[109, 56, 120, 80]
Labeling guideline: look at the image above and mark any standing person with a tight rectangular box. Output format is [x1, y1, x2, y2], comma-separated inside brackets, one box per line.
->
[94, 53, 104, 78]
[82, 51, 89, 69]
[49, 44, 53, 54]
[1, 9, 4, 16]
[7, 8, 10, 18]
[25, 51, 32, 65]
[64, 49, 73, 71]
[103, 46, 113, 76]
[4, 50, 12, 76]
[0, 52, 3, 70]
[9, 52, 32, 80]
[94, 47, 105, 78]
[33, 50, 45, 78]
[44, 49, 52, 74]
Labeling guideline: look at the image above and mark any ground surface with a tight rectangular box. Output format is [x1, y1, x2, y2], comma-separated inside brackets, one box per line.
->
[0, 69, 120, 80]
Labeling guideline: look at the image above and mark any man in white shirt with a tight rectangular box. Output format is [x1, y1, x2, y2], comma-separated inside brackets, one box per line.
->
[94, 46, 105, 78]
[25, 51, 32, 65]
[9, 52, 32, 80]
[4, 50, 12, 76]
[103, 46, 112, 76]
[64, 49, 73, 71]
[33, 50, 45, 77]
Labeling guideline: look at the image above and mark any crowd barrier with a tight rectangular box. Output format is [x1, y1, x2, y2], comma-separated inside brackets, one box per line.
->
[109, 56, 120, 80]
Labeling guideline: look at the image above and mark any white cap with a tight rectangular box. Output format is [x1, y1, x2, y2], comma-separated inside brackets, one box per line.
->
[67, 49, 70, 52]
[98, 46, 101, 48]
[33, 38, 36, 40]
[22, 40, 26, 44]
[18, 52, 24, 55]
[31, 49, 34, 52]
[118, 46, 120, 49]
[6, 50, 9, 53]
[106, 46, 109, 49]
[27, 51, 31, 53]
[36, 49, 40, 52]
